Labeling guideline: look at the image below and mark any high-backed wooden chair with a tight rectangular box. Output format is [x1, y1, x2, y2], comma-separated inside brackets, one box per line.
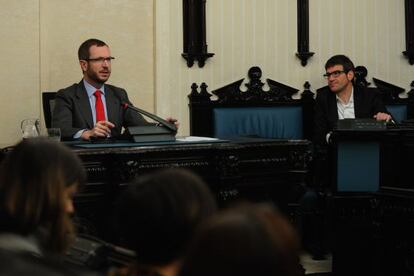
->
[356, 65, 414, 123]
[188, 66, 315, 140]
[42, 92, 57, 128]
[372, 77, 413, 123]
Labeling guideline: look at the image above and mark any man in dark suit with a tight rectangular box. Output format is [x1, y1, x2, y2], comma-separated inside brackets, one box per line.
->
[302, 55, 392, 260]
[314, 54, 391, 146]
[52, 38, 177, 141]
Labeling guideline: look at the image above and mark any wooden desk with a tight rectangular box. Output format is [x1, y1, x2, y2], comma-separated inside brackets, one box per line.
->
[65, 138, 312, 241]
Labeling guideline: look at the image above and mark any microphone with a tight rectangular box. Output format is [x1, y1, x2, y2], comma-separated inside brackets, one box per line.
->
[121, 102, 177, 133]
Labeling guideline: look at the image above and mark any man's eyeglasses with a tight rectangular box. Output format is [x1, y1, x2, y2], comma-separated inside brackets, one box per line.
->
[85, 57, 115, 63]
[323, 70, 347, 79]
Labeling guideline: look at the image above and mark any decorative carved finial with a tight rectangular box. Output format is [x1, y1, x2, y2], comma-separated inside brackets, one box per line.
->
[301, 81, 314, 99]
[296, 52, 314, 66]
[248, 66, 262, 80]
[245, 67, 265, 96]
[191, 83, 198, 93]
[188, 82, 212, 103]
[199, 82, 211, 98]
[188, 83, 199, 101]
[354, 66, 370, 87]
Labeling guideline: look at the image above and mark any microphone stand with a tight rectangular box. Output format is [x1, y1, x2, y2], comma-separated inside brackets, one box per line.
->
[122, 103, 177, 143]
[122, 103, 177, 133]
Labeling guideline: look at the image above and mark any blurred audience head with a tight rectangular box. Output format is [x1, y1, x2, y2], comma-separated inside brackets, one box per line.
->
[179, 203, 303, 276]
[116, 168, 217, 275]
[0, 137, 86, 254]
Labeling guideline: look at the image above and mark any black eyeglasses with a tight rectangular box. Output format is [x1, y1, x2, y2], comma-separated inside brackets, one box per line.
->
[85, 57, 115, 63]
[323, 70, 347, 79]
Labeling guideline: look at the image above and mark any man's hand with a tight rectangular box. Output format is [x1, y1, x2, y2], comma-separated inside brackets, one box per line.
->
[81, 120, 115, 140]
[373, 112, 392, 122]
[166, 117, 180, 129]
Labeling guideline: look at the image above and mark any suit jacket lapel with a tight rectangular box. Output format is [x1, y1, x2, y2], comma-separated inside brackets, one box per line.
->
[353, 86, 362, 118]
[104, 86, 119, 125]
[328, 92, 338, 121]
[75, 81, 94, 129]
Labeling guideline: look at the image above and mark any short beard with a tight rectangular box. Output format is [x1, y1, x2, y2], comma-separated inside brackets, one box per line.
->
[85, 69, 109, 85]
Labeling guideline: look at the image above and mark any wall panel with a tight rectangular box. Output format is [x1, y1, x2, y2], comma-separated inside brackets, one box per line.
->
[0, 1, 39, 145]
[0, 0, 154, 144]
[0, 0, 411, 143]
[156, 0, 413, 136]
[40, 0, 154, 115]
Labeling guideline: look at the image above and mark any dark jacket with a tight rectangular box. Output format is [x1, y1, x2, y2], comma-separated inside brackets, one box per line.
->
[313, 86, 389, 145]
[52, 81, 148, 140]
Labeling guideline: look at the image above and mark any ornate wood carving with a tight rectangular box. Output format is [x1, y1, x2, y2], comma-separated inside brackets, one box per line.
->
[188, 66, 316, 140]
[182, 0, 214, 68]
[296, 0, 314, 66]
[301, 81, 315, 99]
[189, 67, 301, 105]
[372, 78, 406, 101]
[212, 66, 299, 103]
[403, 0, 414, 65]
[354, 66, 371, 87]
[188, 82, 212, 103]
[67, 140, 312, 238]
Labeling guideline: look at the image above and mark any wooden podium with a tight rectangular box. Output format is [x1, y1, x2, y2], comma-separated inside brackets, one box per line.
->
[330, 127, 414, 276]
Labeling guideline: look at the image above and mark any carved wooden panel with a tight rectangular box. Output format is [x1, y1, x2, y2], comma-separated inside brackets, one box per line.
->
[188, 66, 316, 140]
[296, 0, 314, 66]
[403, 0, 414, 65]
[182, 0, 214, 68]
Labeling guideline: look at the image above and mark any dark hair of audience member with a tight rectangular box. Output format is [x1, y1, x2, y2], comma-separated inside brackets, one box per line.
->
[178, 203, 303, 276]
[115, 168, 217, 274]
[0, 137, 86, 254]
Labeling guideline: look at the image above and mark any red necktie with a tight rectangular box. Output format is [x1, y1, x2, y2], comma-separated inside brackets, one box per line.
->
[94, 90, 106, 122]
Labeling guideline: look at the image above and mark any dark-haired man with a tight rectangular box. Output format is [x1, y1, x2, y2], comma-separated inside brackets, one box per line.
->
[304, 55, 392, 259]
[314, 54, 391, 145]
[52, 38, 177, 141]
